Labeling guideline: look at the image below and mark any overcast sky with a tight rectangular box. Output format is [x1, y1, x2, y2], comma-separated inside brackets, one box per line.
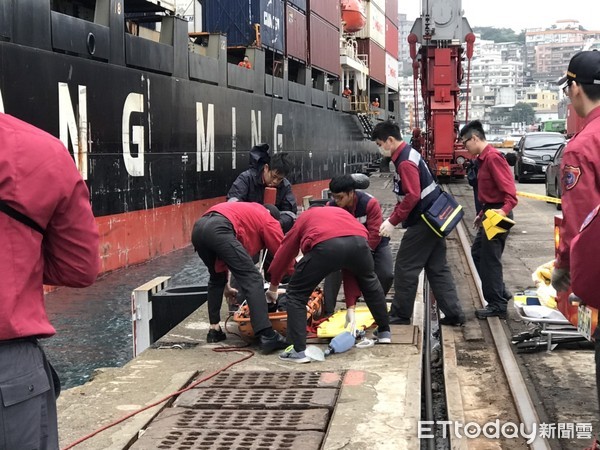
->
[399, 0, 600, 33]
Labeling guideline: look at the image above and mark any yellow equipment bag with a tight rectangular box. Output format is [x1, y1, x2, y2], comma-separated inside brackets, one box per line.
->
[482, 209, 515, 240]
[316, 306, 376, 338]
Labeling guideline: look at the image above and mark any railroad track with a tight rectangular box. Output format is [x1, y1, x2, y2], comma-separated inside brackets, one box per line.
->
[418, 184, 552, 449]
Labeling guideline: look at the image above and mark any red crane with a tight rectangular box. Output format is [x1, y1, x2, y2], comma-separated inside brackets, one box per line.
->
[408, 0, 475, 178]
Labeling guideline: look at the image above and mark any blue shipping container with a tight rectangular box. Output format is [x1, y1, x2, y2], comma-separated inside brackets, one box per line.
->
[203, 0, 285, 53]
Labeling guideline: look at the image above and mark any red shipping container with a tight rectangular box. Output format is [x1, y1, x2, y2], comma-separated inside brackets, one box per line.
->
[286, 4, 307, 61]
[385, 17, 398, 59]
[309, 14, 340, 76]
[357, 38, 385, 84]
[308, 0, 340, 29]
[385, 0, 398, 26]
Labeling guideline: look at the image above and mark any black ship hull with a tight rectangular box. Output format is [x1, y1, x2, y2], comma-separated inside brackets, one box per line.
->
[0, 1, 379, 272]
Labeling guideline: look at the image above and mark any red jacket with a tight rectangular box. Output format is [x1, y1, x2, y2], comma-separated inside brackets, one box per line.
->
[556, 106, 600, 270]
[389, 142, 421, 225]
[0, 113, 100, 340]
[269, 207, 369, 300]
[476, 144, 517, 216]
[205, 202, 284, 272]
[571, 204, 600, 308]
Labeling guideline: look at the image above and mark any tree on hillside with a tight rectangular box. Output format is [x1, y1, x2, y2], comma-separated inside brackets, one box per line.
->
[510, 102, 536, 125]
[473, 27, 525, 43]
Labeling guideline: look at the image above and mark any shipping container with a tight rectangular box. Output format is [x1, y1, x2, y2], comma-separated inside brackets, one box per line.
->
[357, 38, 385, 84]
[286, 4, 307, 61]
[203, 0, 285, 53]
[308, 0, 340, 29]
[309, 13, 340, 76]
[385, 0, 398, 26]
[385, 17, 398, 59]
[385, 52, 399, 90]
[288, 0, 306, 12]
[370, 0, 385, 15]
[354, 1, 385, 49]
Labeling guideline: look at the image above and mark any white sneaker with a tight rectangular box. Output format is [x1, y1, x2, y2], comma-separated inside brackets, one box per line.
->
[279, 345, 311, 363]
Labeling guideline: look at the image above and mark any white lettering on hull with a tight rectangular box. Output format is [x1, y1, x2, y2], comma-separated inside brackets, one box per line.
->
[231, 107, 237, 170]
[122, 92, 145, 177]
[251, 109, 262, 147]
[196, 102, 215, 172]
[273, 113, 283, 153]
[58, 82, 89, 180]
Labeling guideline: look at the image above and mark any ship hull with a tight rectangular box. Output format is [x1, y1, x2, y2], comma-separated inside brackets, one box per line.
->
[0, 42, 375, 272]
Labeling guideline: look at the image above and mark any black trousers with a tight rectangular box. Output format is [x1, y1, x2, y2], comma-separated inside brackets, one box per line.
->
[191, 213, 272, 334]
[594, 326, 600, 418]
[323, 243, 394, 315]
[392, 220, 464, 321]
[286, 236, 390, 352]
[471, 210, 513, 312]
[0, 339, 59, 450]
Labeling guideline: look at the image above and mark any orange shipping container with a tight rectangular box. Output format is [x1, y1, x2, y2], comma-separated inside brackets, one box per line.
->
[309, 13, 341, 76]
[308, 0, 340, 28]
[357, 38, 385, 84]
[286, 4, 307, 61]
[385, 17, 398, 59]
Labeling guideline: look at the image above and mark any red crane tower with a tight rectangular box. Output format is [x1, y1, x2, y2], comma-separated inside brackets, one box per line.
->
[408, 0, 475, 178]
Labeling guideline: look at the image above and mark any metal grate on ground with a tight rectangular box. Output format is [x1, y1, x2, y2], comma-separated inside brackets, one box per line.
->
[201, 371, 342, 389]
[130, 371, 343, 450]
[146, 407, 330, 431]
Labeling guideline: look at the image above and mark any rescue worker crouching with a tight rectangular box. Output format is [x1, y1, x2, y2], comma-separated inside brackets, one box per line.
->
[191, 202, 292, 353]
[371, 120, 465, 327]
[323, 174, 394, 315]
[267, 206, 392, 363]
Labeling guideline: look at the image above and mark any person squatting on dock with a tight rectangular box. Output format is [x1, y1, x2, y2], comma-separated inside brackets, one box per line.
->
[227, 143, 297, 233]
[553, 50, 600, 418]
[267, 206, 392, 363]
[0, 113, 100, 450]
[323, 174, 394, 315]
[371, 120, 465, 326]
[459, 120, 518, 319]
[191, 202, 291, 352]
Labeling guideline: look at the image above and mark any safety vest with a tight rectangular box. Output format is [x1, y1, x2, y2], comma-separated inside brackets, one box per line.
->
[328, 190, 390, 248]
[392, 146, 441, 227]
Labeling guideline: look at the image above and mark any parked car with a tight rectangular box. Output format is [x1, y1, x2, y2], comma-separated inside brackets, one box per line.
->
[545, 142, 566, 210]
[513, 132, 566, 182]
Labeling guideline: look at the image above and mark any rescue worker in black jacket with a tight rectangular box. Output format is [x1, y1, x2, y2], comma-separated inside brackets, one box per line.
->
[227, 143, 297, 233]
[371, 120, 465, 326]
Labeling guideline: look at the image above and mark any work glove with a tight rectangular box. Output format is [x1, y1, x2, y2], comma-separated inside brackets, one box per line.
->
[266, 289, 279, 304]
[344, 308, 357, 336]
[551, 266, 571, 292]
[379, 219, 395, 238]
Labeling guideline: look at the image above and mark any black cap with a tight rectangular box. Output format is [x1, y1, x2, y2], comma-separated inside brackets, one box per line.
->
[557, 50, 600, 86]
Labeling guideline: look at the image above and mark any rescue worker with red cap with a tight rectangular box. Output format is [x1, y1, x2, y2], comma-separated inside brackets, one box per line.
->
[553, 50, 600, 294]
[554, 50, 600, 436]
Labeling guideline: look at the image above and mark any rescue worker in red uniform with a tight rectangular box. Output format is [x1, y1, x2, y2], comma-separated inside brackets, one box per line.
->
[0, 113, 100, 450]
[268, 206, 391, 363]
[459, 120, 517, 319]
[553, 50, 600, 293]
[323, 174, 394, 315]
[371, 120, 465, 326]
[554, 50, 600, 433]
[191, 202, 290, 352]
